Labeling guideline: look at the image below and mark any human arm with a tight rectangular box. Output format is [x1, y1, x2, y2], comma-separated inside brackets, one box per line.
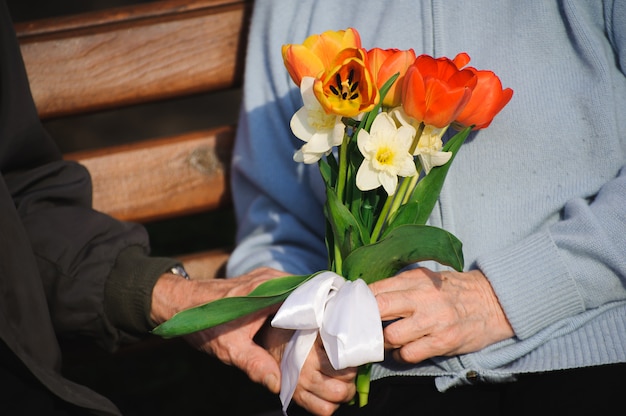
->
[150, 266, 288, 393]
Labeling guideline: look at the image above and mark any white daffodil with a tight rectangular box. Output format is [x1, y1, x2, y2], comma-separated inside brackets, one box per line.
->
[291, 77, 345, 164]
[390, 107, 452, 174]
[356, 112, 417, 195]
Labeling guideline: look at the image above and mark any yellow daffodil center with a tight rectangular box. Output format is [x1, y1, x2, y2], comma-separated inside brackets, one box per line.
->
[375, 146, 395, 166]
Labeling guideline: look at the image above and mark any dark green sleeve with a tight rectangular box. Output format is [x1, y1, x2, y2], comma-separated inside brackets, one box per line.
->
[105, 246, 180, 336]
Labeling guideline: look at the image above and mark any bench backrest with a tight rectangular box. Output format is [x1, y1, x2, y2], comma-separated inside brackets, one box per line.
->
[16, 0, 253, 279]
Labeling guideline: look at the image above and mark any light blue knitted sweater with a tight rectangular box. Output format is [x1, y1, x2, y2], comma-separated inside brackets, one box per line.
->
[227, 0, 626, 390]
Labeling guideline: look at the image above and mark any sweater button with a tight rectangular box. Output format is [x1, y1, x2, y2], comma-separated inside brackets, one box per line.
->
[466, 370, 479, 382]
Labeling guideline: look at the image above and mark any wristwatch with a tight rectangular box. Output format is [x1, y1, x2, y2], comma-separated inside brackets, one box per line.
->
[169, 265, 191, 280]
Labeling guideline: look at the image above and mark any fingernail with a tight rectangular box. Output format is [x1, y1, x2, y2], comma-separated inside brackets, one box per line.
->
[264, 373, 279, 392]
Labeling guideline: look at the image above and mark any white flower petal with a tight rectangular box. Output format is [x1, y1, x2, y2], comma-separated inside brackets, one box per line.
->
[356, 161, 380, 191]
[300, 77, 319, 108]
[294, 145, 325, 164]
[290, 107, 316, 142]
[370, 111, 397, 134]
[331, 121, 346, 146]
[390, 107, 416, 129]
[379, 171, 399, 196]
[357, 129, 372, 157]
[398, 155, 418, 177]
[420, 150, 452, 174]
[396, 125, 417, 148]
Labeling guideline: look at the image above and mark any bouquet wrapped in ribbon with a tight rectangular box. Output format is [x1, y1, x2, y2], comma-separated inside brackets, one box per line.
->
[153, 27, 512, 412]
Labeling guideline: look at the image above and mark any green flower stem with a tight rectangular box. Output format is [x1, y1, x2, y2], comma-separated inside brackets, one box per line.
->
[369, 193, 393, 243]
[409, 122, 425, 155]
[401, 169, 420, 205]
[356, 363, 373, 407]
[388, 176, 412, 220]
[336, 133, 351, 202]
[333, 241, 343, 275]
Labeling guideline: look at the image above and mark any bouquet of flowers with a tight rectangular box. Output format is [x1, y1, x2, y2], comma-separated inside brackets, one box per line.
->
[153, 27, 512, 412]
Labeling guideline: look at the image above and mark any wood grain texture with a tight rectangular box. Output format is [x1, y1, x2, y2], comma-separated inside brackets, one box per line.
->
[64, 125, 234, 223]
[16, 0, 252, 119]
[16, 0, 250, 279]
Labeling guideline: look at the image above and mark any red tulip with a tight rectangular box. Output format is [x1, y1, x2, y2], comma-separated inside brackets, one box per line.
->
[402, 54, 477, 128]
[454, 68, 514, 130]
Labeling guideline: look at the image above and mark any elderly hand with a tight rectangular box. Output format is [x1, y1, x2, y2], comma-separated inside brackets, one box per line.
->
[150, 267, 288, 393]
[370, 267, 514, 364]
[258, 325, 357, 416]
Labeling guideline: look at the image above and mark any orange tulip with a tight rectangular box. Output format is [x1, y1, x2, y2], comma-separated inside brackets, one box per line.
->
[367, 48, 417, 108]
[454, 68, 514, 130]
[402, 54, 477, 128]
[313, 47, 379, 118]
[282, 28, 362, 86]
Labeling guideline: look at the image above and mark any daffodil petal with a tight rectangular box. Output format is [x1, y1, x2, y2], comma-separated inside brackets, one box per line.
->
[397, 125, 417, 147]
[420, 150, 452, 174]
[356, 161, 380, 191]
[294, 144, 326, 164]
[398, 155, 418, 177]
[290, 107, 316, 142]
[379, 171, 398, 196]
[370, 111, 397, 133]
[300, 77, 319, 108]
[306, 132, 339, 153]
[356, 129, 371, 156]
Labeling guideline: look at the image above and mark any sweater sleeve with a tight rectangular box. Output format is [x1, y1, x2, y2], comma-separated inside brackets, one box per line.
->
[476, 165, 626, 339]
[226, 0, 329, 277]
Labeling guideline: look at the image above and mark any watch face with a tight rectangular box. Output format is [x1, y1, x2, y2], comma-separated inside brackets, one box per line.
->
[171, 266, 190, 280]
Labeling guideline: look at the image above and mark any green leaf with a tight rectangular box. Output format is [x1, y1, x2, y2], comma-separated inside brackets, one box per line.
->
[318, 158, 333, 188]
[151, 274, 314, 338]
[342, 224, 464, 284]
[324, 186, 369, 258]
[409, 127, 472, 225]
[382, 200, 421, 237]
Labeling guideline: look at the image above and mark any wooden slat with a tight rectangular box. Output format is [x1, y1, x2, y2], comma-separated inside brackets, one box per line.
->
[65, 125, 235, 223]
[16, 0, 252, 119]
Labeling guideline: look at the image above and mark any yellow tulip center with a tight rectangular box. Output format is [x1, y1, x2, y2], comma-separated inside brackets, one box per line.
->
[329, 69, 359, 101]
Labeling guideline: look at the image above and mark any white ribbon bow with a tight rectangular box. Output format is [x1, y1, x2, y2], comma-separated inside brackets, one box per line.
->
[271, 271, 384, 414]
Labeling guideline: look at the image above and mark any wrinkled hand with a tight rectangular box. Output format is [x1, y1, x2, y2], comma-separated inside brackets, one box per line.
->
[151, 267, 288, 393]
[258, 326, 357, 416]
[370, 267, 514, 364]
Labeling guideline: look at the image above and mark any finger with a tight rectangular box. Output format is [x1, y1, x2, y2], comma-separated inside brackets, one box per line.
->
[297, 341, 357, 401]
[392, 336, 440, 364]
[230, 342, 282, 393]
[293, 366, 356, 415]
[382, 315, 429, 348]
[292, 388, 342, 416]
[375, 291, 416, 321]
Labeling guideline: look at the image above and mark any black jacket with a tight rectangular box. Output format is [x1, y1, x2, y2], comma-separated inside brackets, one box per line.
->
[0, 2, 178, 413]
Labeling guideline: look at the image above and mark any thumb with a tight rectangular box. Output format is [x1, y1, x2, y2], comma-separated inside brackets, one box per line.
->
[234, 343, 282, 393]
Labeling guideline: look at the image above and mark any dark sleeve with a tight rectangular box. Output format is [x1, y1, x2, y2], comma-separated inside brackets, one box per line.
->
[1, 0, 178, 351]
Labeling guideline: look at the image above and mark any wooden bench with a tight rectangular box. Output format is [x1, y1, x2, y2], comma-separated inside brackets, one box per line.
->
[16, 0, 253, 281]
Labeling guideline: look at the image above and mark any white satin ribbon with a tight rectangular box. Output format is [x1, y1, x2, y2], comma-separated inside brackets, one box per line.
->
[271, 271, 384, 414]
